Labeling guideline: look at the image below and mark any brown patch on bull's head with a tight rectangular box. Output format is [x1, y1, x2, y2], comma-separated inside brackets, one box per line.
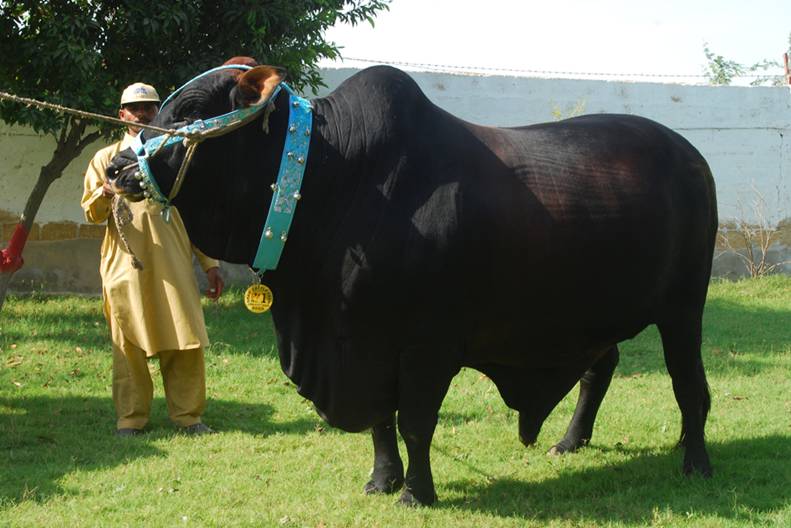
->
[223, 56, 259, 68]
[234, 65, 287, 107]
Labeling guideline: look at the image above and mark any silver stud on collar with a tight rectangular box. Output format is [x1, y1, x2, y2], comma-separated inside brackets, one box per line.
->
[280, 232, 288, 242]
[293, 192, 301, 201]
[289, 125, 297, 133]
[297, 156, 305, 165]
[264, 227, 273, 239]
[270, 183, 278, 192]
[292, 101, 300, 108]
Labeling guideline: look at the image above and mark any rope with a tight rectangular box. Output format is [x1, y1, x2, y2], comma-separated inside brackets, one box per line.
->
[0, 90, 194, 138]
[169, 139, 201, 200]
[111, 196, 143, 270]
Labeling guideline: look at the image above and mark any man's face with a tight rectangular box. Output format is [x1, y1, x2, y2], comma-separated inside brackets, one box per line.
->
[119, 102, 158, 134]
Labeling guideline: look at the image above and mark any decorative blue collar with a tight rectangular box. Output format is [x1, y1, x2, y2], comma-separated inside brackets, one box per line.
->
[252, 93, 313, 272]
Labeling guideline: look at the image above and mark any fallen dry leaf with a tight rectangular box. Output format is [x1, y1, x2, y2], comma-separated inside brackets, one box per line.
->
[5, 356, 23, 368]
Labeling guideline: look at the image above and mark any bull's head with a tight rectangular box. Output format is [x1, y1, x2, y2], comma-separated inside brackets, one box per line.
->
[106, 58, 290, 262]
[107, 60, 286, 201]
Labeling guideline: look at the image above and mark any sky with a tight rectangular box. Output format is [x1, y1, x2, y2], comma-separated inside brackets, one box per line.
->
[319, 0, 791, 84]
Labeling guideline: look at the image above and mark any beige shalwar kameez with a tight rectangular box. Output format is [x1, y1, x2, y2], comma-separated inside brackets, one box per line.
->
[82, 133, 218, 429]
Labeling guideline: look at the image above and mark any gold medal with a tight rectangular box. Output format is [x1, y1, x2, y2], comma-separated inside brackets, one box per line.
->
[244, 283, 273, 313]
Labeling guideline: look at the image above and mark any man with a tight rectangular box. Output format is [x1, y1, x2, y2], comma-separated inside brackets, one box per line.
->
[81, 82, 224, 437]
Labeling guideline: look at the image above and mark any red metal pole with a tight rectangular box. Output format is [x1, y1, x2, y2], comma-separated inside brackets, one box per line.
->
[784, 53, 791, 86]
[0, 224, 28, 273]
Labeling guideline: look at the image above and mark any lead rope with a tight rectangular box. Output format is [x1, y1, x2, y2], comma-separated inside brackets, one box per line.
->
[0, 90, 189, 139]
[111, 196, 144, 270]
[169, 137, 203, 200]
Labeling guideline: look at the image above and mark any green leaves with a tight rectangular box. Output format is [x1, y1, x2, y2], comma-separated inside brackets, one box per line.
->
[0, 0, 392, 136]
[703, 38, 791, 87]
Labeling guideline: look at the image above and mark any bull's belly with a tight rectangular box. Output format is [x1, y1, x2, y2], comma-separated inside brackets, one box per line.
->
[311, 396, 395, 433]
[463, 318, 649, 368]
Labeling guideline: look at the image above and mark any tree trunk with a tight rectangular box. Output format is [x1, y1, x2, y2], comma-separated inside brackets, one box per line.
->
[0, 117, 101, 313]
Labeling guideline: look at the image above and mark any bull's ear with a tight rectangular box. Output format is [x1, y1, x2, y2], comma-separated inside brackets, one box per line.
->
[223, 56, 258, 67]
[235, 65, 287, 107]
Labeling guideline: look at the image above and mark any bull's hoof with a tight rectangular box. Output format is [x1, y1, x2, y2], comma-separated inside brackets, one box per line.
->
[397, 487, 437, 507]
[364, 471, 404, 495]
[548, 437, 589, 455]
[683, 454, 713, 478]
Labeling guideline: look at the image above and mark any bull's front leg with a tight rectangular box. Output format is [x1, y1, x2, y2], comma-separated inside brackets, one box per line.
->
[396, 347, 459, 506]
[364, 414, 404, 494]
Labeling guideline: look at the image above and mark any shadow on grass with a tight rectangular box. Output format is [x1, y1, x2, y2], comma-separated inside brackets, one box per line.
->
[0, 293, 280, 359]
[0, 311, 108, 349]
[0, 394, 316, 504]
[439, 435, 791, 524]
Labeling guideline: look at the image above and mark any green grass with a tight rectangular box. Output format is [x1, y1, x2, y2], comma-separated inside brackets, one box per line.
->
[1, 277, 789, 527]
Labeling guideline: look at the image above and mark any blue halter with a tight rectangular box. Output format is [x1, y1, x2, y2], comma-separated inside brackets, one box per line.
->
[130, 64, 313, 273]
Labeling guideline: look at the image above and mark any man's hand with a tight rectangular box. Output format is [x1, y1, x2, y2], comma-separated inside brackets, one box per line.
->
[102, 182, 115, 198]
[205, 266, 224, 301]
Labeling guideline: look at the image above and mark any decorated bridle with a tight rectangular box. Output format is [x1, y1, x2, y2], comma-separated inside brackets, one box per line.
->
[128, 64, 313, 274]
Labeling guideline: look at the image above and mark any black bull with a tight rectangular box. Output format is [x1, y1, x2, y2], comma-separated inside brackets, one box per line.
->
[109, 64, 718, 505]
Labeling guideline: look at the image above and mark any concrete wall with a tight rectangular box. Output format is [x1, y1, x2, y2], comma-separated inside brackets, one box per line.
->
[2, 68, 790, 293]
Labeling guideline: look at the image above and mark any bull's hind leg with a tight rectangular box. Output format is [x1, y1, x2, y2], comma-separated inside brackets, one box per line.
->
[657, 315, 712, 477]
[364, 414, 404, 494]
[549, 345, 619, 454]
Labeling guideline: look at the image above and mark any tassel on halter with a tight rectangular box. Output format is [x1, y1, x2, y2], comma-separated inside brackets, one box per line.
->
[111, 196, 144, 270]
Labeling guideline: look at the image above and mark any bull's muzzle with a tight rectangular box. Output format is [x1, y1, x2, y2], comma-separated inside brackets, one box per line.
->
[107, 161, 145, 202]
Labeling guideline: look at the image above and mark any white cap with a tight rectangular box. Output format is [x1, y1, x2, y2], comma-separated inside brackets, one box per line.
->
[120, 83, 160, 106]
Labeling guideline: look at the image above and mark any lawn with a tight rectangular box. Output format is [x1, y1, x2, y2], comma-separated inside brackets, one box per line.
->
[1, 277, 789, 527]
